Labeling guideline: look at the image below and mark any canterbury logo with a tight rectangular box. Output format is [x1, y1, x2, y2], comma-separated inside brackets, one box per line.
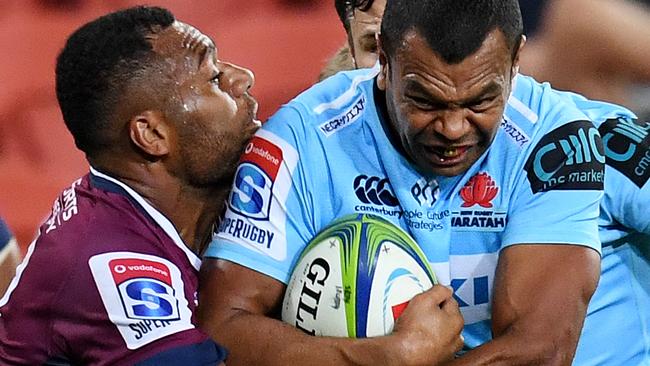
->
[460, 172, 498, 208]
[353, 175, 399, 207]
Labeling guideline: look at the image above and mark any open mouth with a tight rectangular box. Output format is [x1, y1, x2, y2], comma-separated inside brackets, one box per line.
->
[425, 146, 470, 165]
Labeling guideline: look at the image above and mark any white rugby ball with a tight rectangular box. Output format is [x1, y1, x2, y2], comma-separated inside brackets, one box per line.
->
[281, 214, 437, 337]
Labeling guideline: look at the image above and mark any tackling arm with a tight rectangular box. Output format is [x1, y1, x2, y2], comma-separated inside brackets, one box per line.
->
[197, 258, 464, 366]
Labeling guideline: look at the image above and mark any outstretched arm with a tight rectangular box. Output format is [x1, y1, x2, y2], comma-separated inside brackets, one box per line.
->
[198, 258, 464, 366]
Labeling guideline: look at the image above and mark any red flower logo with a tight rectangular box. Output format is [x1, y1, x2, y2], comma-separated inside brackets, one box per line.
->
[460, 172, 498, 208]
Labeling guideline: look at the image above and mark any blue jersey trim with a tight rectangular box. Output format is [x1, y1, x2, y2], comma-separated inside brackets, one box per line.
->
[134, 339, 228, 366]
[0, 218, 12, 249]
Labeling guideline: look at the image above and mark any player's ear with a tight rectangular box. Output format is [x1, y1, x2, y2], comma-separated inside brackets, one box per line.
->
[376, 34, 389, 91]
[128, 110, 171, 157]
[511, 34, 526, 79]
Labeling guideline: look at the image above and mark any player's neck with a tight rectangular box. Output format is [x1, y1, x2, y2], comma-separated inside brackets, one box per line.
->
[93, 159, 227, 254]
[145, 181, 228, 255]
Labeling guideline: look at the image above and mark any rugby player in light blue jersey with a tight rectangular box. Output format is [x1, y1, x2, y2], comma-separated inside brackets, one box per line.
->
[198, 0, 632, 365]
[324, 1, 650, 364]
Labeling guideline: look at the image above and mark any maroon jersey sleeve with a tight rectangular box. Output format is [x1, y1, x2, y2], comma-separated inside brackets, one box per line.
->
[0, 231, 76, 364]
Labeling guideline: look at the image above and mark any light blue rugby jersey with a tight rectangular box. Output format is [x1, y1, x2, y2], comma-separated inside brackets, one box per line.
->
[562, 93, 650, 365]
[207, 68, 613, 363]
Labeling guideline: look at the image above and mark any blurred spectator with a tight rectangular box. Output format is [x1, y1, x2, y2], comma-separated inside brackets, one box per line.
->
[518, 0, 650, 119]
[334, 0, 384, 69]
[0, 217, 21, 297]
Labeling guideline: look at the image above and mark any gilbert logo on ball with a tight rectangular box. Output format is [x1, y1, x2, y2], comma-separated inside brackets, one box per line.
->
[281, 214, 437, 338]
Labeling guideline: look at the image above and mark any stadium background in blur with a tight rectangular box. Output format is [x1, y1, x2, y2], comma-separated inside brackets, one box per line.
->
[0, 0, 343, 249]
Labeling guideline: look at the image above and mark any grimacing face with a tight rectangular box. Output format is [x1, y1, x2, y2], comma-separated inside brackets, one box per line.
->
[348, 0, 385, 68]
[152, 21, 260, 186]
[377, 29, 522, 177]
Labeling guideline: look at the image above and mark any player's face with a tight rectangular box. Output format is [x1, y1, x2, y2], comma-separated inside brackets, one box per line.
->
[378, 30, 519, 177]
[348, 0, 385, 68]
[154, 21, 260, 186]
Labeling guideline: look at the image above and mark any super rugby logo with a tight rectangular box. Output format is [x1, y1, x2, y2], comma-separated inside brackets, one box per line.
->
[599, 117, 650, 188]
[525, 120, 605, 193]
[110, 258, 179, 321]
[229, 136, 283, 220]
[89, 252, 194, 350]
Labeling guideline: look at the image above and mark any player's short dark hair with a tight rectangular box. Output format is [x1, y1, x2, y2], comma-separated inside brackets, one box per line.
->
[334, 0, 376, 30]
[55, 6, 175, 155]
[380, 0, 523, 64]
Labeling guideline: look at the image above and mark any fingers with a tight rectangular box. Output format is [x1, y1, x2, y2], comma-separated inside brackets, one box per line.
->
[418, 284, 454, 305]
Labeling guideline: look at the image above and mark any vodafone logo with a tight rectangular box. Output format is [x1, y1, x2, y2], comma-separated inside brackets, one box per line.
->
[245, 142, 254, 154]
[114, 264, 126, 274]
[241, 136, 284, 181]
[245, 142, 280, 166]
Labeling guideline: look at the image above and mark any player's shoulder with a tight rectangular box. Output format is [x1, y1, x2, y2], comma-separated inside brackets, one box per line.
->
[263, 66, 378, 140]
[496, 76, 607, 193]
[506, 75, 589, 133]
[37, 174, 161, 255]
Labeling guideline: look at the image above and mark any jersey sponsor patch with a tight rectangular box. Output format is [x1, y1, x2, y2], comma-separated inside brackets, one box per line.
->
[599, 117, 650, 188]
[218, 130, 299, 261]
[353, 175, 399, 207]
[89, 252, 194, 350]
[319, 95, 366, 137]
[501, 116, 531, 148]
[229, 136, 283, 220]
[525, 120, 605, 193]
[430, 253, 497, 324]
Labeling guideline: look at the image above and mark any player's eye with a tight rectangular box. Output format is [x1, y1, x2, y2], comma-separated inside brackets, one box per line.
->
[210, 72, 221, 85]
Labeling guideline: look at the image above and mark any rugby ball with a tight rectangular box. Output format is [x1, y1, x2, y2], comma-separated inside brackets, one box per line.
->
[281, 214, 437, 338]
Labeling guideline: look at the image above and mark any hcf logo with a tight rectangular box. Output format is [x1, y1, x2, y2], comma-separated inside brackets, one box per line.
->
[526, 121, 605, 193]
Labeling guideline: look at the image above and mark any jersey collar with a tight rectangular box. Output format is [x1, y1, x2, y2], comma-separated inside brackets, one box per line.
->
[89, 167, 202, 270]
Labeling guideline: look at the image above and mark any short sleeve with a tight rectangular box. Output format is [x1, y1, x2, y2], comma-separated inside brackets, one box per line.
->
[599, 117, 650, 235]
[205, 104, 317, 283]
[502, 120, 605, 252]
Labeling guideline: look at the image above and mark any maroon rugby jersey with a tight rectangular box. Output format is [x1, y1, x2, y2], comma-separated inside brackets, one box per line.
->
[0, 168, 226, 365]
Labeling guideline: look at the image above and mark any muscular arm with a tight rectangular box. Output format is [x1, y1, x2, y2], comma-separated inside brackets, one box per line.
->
[197, 259, 464, 366]
[449, 244, 600, 366]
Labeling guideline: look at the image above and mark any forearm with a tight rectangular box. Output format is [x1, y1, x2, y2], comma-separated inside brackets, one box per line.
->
[446, 329, 575, 366]
[209, 309, 405, 366]
[198, 260, 461, 366]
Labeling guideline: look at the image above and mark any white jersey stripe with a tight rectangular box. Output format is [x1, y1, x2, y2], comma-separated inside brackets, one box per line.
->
[90, 167, 202, 270]
[313, 64, 379, 115]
